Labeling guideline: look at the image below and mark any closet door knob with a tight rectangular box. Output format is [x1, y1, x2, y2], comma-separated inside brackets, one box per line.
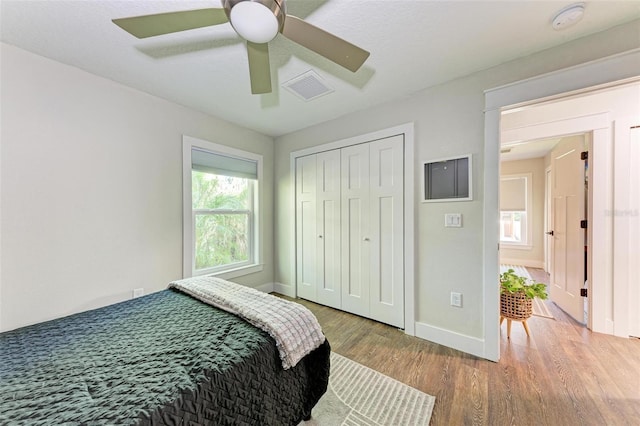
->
[363, 237, 370, 242]
[318, 235, 323, 238]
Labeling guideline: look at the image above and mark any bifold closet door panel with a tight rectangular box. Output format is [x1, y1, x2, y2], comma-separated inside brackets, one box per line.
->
[296, 135, 405, 327]
[296, 155, 318, 302]
[369, 135, 405, 328]
[316, 150, 342, 309]
[340, 144, 371, 318]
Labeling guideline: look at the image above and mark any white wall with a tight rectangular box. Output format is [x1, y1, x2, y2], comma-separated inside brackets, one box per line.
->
[0, 43, 275, 331]
[500, 158, 546, 268]
[2, 18, 638, 357]
[274, 20, 640, 357]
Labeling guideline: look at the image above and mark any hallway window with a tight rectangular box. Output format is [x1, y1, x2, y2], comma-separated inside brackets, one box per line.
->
[500, 173, 532, 247]
[500, 211, 526, 243]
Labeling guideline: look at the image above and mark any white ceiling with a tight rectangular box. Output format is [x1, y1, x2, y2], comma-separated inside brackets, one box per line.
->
[2, 1, 639, 137]
[500, 137, 562, 162]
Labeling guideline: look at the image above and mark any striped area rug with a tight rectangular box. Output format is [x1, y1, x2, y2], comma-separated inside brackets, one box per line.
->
[500, 264, 554, 319]
[303, 353, 435, 425]
[500, 264, 531, 279]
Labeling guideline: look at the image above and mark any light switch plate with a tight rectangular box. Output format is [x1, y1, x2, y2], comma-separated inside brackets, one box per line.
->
[451, 292, 462, 307]
[445, 213, 462, 228]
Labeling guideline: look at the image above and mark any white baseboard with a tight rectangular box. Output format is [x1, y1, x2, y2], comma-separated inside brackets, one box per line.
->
[415, 321, 488, 360]
[499, 258, 544, 269]
[604, 319, 615, 335]
[273, 282, 296, 297]
[254, 282, 275, 293]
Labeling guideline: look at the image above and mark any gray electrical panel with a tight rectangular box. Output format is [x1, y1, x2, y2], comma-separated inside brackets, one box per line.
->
[423, 155, 471, 202]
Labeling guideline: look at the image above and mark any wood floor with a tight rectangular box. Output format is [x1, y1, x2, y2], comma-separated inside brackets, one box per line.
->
[288, 293, 640, 425]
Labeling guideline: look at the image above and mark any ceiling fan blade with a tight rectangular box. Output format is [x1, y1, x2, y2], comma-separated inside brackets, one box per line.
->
[112, 8, 229, 39]
[247, 42, 272, 94]
[281, 15, 370, 72]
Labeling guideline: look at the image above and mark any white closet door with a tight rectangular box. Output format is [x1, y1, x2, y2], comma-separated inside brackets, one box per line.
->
[341, 144, 371, 317]
[316, 150, 342, 309]
[369, 135, 404, 328]
[296, 155, 317, 301]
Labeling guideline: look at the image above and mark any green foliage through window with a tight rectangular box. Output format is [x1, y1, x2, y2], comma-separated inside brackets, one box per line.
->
[192, 171, 252, 272]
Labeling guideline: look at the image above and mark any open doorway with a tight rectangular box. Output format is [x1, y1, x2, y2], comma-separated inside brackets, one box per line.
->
[498, 80, 640, 338]
[483, 52, 640, 362]
[499, 134, 589, 326]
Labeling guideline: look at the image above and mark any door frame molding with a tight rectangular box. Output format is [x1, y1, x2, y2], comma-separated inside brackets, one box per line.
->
[621, 120, 640, 338]
[544, 166, 552, 274]
[484, 49, 640, 361]
[613, 117, 639, 338]
[289, 123, 416, 336]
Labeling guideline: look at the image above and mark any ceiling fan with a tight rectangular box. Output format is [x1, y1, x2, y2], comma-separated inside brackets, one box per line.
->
[112, 0, 370, 94]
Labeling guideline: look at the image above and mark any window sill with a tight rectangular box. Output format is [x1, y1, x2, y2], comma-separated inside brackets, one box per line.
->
[195, 263, 264, 280]
[500, 243, 533, 251]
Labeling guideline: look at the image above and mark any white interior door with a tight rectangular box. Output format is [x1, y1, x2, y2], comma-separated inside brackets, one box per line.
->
[341, 144, 370, 318]
[550, 136, 586, 322]
[316, 150, 342, 309]
[296, 155, 317, 302]
[369, 136, 404, 328]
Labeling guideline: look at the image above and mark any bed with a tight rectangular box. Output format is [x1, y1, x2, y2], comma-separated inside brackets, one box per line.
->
[0, 277, 330, 425]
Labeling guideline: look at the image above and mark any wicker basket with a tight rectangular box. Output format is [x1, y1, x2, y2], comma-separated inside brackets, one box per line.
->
[500, 291, 532, 320]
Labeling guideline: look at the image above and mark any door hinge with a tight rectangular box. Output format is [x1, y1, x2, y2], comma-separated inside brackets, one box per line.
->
[580, 151, 588, 160]
[580, 220, 588, 229]
[580, 288, 588, 297]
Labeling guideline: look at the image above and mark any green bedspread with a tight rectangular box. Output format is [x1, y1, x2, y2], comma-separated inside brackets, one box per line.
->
[0, 289, 330, 425]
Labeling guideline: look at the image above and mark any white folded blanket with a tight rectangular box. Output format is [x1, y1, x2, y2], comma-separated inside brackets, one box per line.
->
[169, 276, 326, 370]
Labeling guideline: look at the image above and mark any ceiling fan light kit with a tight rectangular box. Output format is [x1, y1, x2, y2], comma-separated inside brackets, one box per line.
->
[225, 0, 284, 43]
[112, 0, 369, 95]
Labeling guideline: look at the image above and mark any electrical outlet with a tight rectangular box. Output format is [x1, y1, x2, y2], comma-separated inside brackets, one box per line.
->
[132, 288, 144, 299]
[451, 292, 462, 307]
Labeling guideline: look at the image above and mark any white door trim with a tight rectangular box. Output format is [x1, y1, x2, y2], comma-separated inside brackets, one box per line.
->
[485, 50, 640, 111]
[613, 117, 640, 338]
[544, 166, 552, 274]
[289, 123, 416, 336]
[623, 122, 640, 338]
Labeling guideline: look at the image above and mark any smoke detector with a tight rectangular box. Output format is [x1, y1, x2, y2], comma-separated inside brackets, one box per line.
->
[552, 3, 585, 30]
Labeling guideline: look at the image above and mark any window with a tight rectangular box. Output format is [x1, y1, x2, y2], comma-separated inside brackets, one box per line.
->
[183, 136, 262, 278]
[500, 173, 532, 247]
[500, 211, 527, 243]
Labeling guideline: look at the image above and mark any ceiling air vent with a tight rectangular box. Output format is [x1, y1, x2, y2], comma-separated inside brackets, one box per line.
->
[283, 70, 334, 101]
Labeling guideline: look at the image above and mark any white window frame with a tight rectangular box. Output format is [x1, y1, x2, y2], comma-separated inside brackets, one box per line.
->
[499, 173, 533, 249]
[183, 135, 263, 279]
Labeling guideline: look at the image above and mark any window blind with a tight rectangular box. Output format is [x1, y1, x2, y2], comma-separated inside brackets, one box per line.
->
[500, 176, 527, 211]
[191, 148, 258, 180]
